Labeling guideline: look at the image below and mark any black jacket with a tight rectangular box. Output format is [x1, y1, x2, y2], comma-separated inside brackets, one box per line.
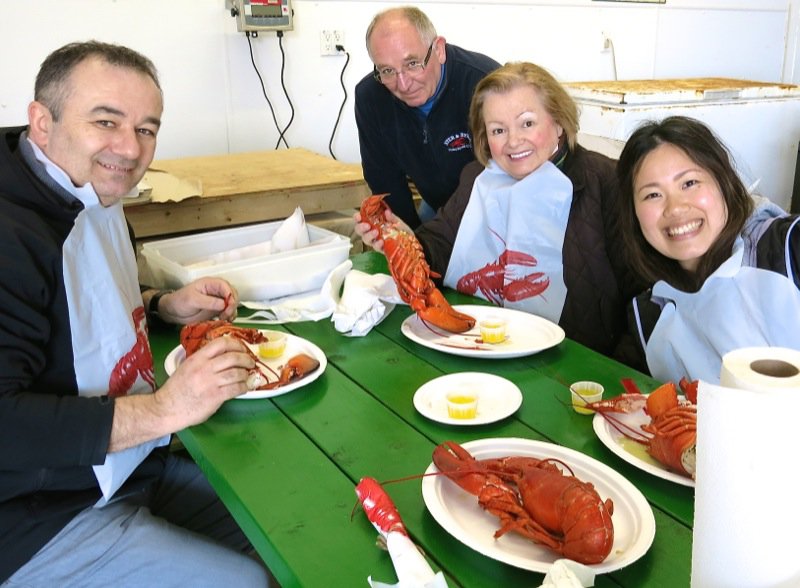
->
[355, 44, 499, 228]
[416, 146, 640, 357]
[0, 127, 166, 581]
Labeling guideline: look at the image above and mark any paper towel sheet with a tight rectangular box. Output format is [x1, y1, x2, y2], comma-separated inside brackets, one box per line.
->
[332, 270, 404, 336]
[691, 347, 800, 588]
[237, 260, 352, 323]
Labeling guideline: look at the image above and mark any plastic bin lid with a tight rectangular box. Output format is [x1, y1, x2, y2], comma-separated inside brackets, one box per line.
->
[564, 77, 800, 106]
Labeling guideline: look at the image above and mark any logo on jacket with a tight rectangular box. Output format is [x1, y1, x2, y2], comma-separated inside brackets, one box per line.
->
[444, 132, 472, 152]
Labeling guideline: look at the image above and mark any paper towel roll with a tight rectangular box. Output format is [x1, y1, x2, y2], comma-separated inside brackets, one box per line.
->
[691, 347, 800, 588]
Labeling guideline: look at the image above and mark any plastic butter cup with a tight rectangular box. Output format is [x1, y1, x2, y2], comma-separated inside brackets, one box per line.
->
[570, 381, 604, 415]
[479, 316, 507, 344]
[258, 331, 287, 359]
[446, 391, 479, 420]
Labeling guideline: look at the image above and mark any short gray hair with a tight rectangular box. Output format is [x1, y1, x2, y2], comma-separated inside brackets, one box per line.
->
[35, 40, 161, 121]
[365, 6, 437, 59]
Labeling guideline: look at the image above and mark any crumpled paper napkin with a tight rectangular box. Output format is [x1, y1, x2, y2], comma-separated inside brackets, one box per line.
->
[538, 559, 595, 588]
[331, 270, 404, 336]
[237, 259, 352, 324]
[235, 262, 405, 335]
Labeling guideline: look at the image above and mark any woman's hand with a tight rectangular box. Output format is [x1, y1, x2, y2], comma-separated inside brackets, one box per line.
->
[353, 209, 413, 253]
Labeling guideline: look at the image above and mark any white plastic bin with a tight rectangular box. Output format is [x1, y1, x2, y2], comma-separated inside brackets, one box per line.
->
[141, 222, 352, 301]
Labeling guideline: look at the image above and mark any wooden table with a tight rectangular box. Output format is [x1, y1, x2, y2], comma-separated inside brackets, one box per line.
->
[124, 148, 370, 239]
[150, 252, 694, 587]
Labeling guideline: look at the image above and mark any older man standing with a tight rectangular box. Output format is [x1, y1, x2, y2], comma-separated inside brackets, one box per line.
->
[0, 41, 270, 586]
[355, 6, 499, 228]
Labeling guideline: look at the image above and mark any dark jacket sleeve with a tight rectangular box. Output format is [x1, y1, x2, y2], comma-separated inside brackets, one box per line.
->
[613, 294, 654, 375]
[416, 160, 483, 276]
[354, 76, 418, 227]
[0, 208, 113, 471]
[755, 214, 800, 289]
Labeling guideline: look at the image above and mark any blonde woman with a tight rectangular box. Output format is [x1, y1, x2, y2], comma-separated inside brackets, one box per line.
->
[357, 62, 637, 357]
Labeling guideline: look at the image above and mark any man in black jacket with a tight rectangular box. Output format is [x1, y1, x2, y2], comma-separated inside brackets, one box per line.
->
[0, 41, 270, 586]
[355, 6, 499, 228]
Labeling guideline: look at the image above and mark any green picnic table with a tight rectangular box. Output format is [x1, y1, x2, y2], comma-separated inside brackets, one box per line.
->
[149, 251, 693, 588]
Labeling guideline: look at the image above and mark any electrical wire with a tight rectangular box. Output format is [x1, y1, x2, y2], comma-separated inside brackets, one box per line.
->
[328, 46, 350, 160]
[274, 31, 295, 150]
[245, 32, 288, 148]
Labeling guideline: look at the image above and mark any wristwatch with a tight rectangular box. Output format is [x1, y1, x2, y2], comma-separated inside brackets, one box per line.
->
[147, 289, 173, 323]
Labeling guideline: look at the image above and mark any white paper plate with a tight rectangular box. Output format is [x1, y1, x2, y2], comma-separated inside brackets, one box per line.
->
[593, 408, 695, 488]
[401, 305, 565, 359]
[164, 330, 327, 400]
[413, 372, 522, 425]
[422, 438, 656, 574]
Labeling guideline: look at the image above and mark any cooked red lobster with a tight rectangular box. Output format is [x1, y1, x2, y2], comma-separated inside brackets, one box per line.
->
[432, 441, 614, 565]
[587, 378, 697, 478]
[179, 320, 320, 390]
[360, 194, 475, 333]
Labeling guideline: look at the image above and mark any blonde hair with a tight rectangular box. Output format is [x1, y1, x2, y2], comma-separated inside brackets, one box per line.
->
[469, 62, 579, 167]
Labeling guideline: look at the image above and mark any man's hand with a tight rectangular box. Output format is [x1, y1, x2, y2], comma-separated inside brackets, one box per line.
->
[156, 278, 239, 324]
[108, 337, 254, 452]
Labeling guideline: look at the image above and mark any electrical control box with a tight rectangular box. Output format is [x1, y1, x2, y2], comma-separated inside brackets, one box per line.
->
[227, 0, 292, 32]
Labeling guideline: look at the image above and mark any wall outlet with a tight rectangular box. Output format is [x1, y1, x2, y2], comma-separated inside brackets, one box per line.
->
[600, 32, 612, 52]
[320, 30, 344, 56]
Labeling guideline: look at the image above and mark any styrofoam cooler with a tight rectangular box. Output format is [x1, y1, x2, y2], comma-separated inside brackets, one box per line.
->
[565, 78, 800, 211]
[141, 221, 352, 301]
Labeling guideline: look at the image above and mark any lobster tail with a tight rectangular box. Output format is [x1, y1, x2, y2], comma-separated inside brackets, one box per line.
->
[556, 481, 615, 564]
[643, 406, 697, 477]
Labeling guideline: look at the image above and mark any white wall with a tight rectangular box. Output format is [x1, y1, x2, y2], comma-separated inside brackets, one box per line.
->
[0, 0, 797, 167]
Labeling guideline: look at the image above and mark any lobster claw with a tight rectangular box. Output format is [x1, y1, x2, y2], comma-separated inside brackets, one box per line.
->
[263, 353, 320, 389]
[432, 441, 492, 496]
[416, 290, 476, 334]
[354, 477, 408, 537]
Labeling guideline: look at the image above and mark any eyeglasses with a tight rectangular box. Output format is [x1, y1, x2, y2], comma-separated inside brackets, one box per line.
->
[373, 41, 435, 84]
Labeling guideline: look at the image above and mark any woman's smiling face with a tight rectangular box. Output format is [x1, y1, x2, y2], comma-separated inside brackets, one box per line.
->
[483, 84, 562, 181]
[633, 142, 728, 272]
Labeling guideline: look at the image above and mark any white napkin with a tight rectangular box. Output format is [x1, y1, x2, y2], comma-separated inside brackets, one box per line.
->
[271, 206, 310, 252]
[236, 260, 352, 323]
[538, 559, 595, 588]
[186, 207, 310, 268]
[331, 270, 405, 336]
[367, 532, 448, 588]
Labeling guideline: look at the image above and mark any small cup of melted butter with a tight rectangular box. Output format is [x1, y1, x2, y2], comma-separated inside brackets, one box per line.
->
[446, 390, 479, 419]
[258, 331, 287, 359]
[570, 381, 604, 415]
[479, 316, 507, 344]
